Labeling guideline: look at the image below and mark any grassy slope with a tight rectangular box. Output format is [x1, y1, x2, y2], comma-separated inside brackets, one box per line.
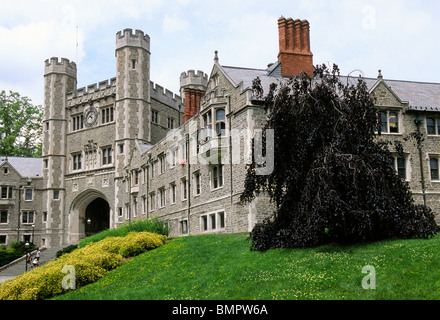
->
[55, 232, 440, 300]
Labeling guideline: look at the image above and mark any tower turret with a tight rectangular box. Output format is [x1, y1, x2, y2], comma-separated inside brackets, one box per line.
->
[180, 70, 208, 123]
[115, 28, 151, 172]
[43, 57, 77, 245]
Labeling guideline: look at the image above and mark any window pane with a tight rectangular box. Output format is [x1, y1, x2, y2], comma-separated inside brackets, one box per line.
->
[380, 112, 388, 133]
[427, 118, 436, 135]
[431, 158, 439, 180]
[389, 112, 398, 133]
[1, 187, 7, 199]
[216, 109, 225, 121]
[397, 157, 406, 180]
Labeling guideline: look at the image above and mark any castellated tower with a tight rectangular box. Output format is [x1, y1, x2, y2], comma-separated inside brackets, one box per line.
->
[180, 70, 208, 123]
[43, 57, 77, 246]
[115, 29, 151, 173]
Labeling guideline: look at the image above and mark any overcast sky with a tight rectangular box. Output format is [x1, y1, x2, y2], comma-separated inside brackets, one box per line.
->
[1, 0, 439, 106]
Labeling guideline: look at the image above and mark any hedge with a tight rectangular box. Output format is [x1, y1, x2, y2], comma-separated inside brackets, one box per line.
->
[0, 232, 167, 300]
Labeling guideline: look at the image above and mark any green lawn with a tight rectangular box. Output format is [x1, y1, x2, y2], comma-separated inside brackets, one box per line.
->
[54, 232, 440, 300]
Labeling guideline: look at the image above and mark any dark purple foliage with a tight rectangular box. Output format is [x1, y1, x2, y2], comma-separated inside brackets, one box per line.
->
[241, 64, 439, 250]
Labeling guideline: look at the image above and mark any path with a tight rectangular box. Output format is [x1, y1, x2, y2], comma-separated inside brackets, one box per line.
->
[0, 245, 74, 284]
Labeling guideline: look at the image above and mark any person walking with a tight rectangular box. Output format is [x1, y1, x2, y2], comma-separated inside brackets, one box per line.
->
[35, 248, 41, 267]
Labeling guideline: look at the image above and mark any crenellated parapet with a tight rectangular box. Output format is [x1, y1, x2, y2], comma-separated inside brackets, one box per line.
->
[180, 69, 208, 123]
[116, 28, 150, 52]
[67, 78, 116, 107]
[180, 70, 208, 94]
[44, 57, 77, 78]
[150, 81, 182, 110]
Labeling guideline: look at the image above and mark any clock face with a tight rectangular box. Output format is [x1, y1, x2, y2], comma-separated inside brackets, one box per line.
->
[84, 106, 98, 127]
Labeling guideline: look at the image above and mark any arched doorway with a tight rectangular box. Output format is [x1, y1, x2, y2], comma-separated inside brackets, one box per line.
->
[85, 198, 110, 236]
[68, 189, 112, 243]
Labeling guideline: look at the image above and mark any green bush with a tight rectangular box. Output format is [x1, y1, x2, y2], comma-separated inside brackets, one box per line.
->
[0, 242, 37, 267]
[0, 231, 167, 300]
[55, 244, 78, 258]
[79, 217, 169, 248]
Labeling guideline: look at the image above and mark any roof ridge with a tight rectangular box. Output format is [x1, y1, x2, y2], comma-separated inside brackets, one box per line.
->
[221, 65, 267, 72]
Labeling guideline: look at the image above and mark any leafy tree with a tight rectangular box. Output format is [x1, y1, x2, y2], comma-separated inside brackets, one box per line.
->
[241, 64, 439, 250]
[0, 90, 43, 157]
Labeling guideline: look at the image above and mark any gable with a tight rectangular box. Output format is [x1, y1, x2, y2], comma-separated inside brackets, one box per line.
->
[370, 81, 404, 107]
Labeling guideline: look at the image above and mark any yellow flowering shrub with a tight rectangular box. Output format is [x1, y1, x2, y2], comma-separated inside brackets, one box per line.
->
[119, 232, 167, 257]
[0, 231, 166, 300]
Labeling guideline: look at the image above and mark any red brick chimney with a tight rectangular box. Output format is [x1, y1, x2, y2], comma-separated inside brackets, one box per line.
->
[277, 17, 313, 77]
[180, 70, 208, 123]
[183, 89, 205, 123]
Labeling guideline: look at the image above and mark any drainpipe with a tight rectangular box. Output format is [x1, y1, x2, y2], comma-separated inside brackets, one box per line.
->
[186, 133, 191, 235]
[415, 116, 427, 206]
[146, 153, 151, 221]
[226, 93, 233, 233]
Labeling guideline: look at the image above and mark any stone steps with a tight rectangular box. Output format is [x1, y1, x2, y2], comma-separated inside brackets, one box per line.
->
[0, 244, 76, 283]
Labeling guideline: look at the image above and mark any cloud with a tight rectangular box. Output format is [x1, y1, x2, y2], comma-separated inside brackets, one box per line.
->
[162, 14, 189, 35]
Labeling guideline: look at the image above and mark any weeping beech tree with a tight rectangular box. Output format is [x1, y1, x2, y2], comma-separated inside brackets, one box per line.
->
[241, 64, 439, 251]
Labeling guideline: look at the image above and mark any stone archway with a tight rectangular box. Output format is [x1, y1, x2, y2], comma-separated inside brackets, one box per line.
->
[85, 198, 110, 236]
[68, 189, 112, 243]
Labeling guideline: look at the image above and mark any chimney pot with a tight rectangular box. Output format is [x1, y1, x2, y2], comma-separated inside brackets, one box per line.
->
[277, 17, 313, 77]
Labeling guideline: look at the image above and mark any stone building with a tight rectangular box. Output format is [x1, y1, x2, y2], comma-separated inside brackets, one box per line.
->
[1, 17, 440, 247]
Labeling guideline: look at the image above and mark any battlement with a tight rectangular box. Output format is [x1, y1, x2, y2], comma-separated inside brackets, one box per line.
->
[180, 70, 208, 89]
[67, 78, 116, 105]
[44, 57, 77, 77]
[150, 81, 182, 110]
[116, 28, 150, 52]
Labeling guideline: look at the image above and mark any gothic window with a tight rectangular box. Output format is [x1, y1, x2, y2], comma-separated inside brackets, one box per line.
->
[0, 211, 8, 224]
[181, 177, 187, 200]
[159, 187, 165, 208]
[426, 117, 440, 136]
[379, 111, 400, 134]
[194, 171, 201, 195]
[151, 110, 159, 124]
[159, 153, 165, 174]
[430, 158, 439, 181]
[149, 192, 156, 211]
[102, 147, 113, 165]
[72, 115, 84, 131]
[200, 211, 225, 233]
[180, 219, 188, 235]
[203, 112, 212, 140]
[1, 186, 12, 199]
[215, 108, 226, 136]
[25, 189, 33, 201]
[73, 154, 82, 171]
[101, 107, 114, 124]
[22, 211, 34, 224]
[212, 165, 224, 189]
[167, 117, 175, 129]
[389, 112, 399, 133]
[390, 155, 408, 180]
[170, 183, 176, 204]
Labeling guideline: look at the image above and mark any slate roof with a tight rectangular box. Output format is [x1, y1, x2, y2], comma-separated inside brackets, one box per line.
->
[220, 64, 440, 112]
[0, 157, 42, 178]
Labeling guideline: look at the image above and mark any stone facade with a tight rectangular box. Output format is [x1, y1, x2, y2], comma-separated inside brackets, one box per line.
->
[1, 19, 440, 247]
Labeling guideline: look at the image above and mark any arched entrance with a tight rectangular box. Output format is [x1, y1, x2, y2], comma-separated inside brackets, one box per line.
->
[85, 198, 110, 236]
[68, 189, 112, 243]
